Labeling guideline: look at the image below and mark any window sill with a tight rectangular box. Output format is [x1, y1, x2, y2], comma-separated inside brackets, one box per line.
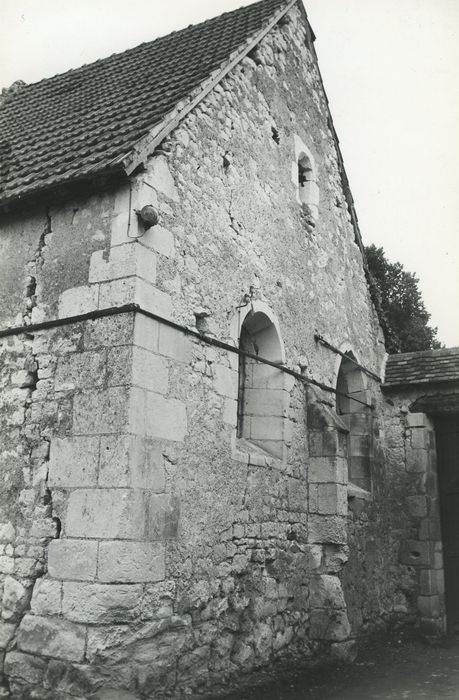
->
[232, 437, 282, 468]
[347, 483, 372, 501]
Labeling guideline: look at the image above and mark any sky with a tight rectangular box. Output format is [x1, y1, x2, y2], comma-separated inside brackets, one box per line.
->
[1, 0, 458, 346]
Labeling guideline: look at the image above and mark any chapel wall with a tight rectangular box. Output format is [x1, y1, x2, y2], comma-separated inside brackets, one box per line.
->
[0, 4, 422, 698]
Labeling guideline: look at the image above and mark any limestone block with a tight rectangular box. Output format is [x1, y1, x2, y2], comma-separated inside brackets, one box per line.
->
[58, 285, 99, 318]
[131, 176, 159, 211]
[48, 539, 98, 581]
[0, 523, 15, 543]
[2, 576, 31, 619]
[309, 484, 347, 516]
[4, 650, 47, 685]
[231, 641, 255, 669]
[419, 517, 442, 541]
[98, 541, 165, 583]
[73, 386, 129, 434]
[249, 416, 284, 441]
[98, 277, 172, 318]
[66, 489, 146, 540]
[62, 581, 142, 623]
[304, 544, 323, 570]
[30, 578, 62, 615]
[133, 314, 160, 353]
[145, 155, 179, 202]
[399, 540, 434, 567]
[10, 370, 36, 388]
[323, 544, 349, 572]
[406, 495, 428, 518]
[0, 552, 14, 574]
[99, 435, 166, 491]
[223, 398, 237, 426]
[309, 575, 345, 609]
[406, 413, 430, 428]
[330, 640, 358, 662]
[420, 569, 445, 596]
[106, 346, 133, 386]
[136, 279, 172, 320]
[109, 193, 133, 248]
[410, 428, 429, 450]
[417, 594, 441, 619]
[84, 314, 134, 349]
[147, 494, 180, 540]
[308, 515, 347, 545]
[55, 351, 106, 392]
[306, 180, 320, 207]
[85, 624, 132, 661]
[309, 457, 347, 484]
[287, 479, 308, 513]
[309, 430, 342, 458]
[250, 362, 284, 390]
[243, 388, 287, 417]
[405, 449, 429, 473]
[213, 365, 238, 399]
[132, 346, 169, 394]
[17, 614, 85, 662]
[92, 690, 140, 700]
[309, 609, 351, 641]
[98, 276, 136, 309]
[89, 242, 157, 284]
[48, 436, 99, 488]
[131, 388, 187, 442]
[0, 621, 15, 649]
[140, 224, 176, 259]
[349, 434, 370, 456]
[158, 324, 192, 363]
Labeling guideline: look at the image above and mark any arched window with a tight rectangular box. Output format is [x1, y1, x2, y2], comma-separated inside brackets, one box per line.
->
[336, 352, 372, 492]
[292, 136, 319, 220]
[236, 306, 286, 459]
[298, 153, 314, 205]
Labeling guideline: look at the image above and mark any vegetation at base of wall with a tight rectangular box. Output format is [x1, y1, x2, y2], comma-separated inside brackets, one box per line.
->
[365, 244, 441, 354]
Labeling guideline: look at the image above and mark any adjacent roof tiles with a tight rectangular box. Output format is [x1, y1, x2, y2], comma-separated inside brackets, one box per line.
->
[0, 0, 287, 206]
[384, 347, 459, 387]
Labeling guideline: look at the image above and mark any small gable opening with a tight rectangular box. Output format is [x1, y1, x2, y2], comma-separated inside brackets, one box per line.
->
[292, 136, 319, 220]
[336, 352, 372, 492]
[298, 153, 314, 205]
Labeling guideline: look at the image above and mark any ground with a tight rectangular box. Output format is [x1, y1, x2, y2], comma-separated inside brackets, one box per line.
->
[218, 631, 459, 700]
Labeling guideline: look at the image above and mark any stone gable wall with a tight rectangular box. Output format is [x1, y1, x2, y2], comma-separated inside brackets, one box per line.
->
[0, 6, 423, 698]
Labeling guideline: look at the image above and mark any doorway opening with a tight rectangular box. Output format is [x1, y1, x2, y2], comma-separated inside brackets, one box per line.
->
[435, 413, 459, 636]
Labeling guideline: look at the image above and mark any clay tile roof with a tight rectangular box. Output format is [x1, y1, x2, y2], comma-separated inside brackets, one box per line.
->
[383, 347, 459, 388]
[0, 0, 287, 206]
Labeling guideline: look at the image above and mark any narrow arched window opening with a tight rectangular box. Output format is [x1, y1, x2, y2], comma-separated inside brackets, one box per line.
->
[298, 154, 313, 202]
[237, 310, 285, 458]
[336, 353, 372, 492]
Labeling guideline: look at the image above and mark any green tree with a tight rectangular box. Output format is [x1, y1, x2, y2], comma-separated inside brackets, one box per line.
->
[365, 244, 441, 353]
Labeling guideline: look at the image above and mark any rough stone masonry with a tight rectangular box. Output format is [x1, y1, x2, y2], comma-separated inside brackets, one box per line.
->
[0, 2, 450, 698]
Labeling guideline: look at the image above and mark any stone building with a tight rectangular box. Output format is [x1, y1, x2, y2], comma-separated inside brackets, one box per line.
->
[0, 0, 457, 697]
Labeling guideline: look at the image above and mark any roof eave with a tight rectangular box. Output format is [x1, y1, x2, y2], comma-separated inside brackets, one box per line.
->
[0, 162, 126, 214]
[382, 378, 459, 391]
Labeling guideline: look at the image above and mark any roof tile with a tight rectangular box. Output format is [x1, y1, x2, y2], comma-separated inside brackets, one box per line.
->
[0, 0, 287, 205]
[384, 347, 459, 387]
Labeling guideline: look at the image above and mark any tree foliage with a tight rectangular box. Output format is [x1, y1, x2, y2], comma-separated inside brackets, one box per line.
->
[365, 244, 441, 353]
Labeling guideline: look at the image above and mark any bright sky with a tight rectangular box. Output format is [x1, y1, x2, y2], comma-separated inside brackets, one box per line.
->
[1, 0, 458, 346]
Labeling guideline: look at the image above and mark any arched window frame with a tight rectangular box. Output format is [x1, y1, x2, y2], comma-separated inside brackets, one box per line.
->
[292, 135, 319, 219]
[229, 300, 289, 461]
[334, 345, 372, 493]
